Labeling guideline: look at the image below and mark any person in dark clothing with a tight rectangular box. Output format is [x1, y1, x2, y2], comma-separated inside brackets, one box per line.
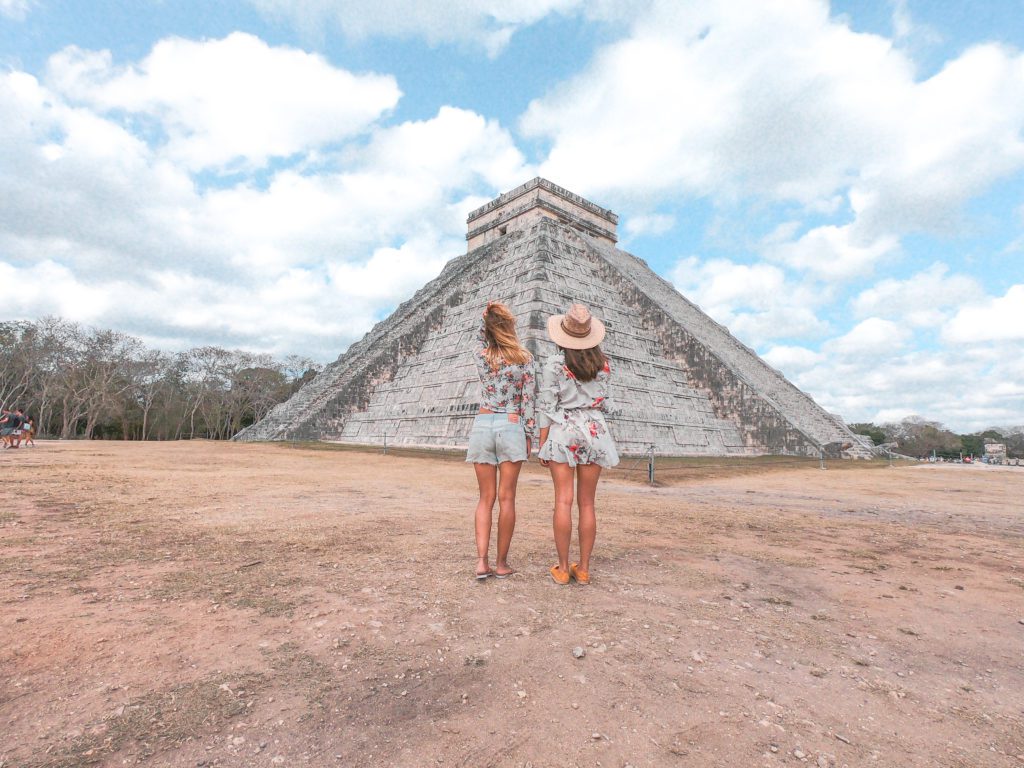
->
[1, 409, 24, 448]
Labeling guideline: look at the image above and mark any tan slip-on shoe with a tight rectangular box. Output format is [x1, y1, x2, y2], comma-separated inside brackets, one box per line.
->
[549, 565, 570, 585]
[569, 563, 590, 585]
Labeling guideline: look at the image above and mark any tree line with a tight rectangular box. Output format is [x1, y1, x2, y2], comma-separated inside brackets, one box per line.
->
[849, 416, 1024, 459]
[5, 317, 1019, 453]
[0, 317, 320, 440]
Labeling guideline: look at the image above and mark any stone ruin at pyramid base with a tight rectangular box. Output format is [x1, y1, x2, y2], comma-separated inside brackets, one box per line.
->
[237, 178, 875, 460]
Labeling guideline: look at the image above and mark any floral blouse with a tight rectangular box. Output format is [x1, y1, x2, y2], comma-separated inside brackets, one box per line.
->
[473, 321, 537, 438]
[536, 352, 617, 428]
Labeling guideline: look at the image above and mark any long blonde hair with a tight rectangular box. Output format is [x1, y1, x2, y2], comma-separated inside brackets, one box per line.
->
[483, 303, 531, 368]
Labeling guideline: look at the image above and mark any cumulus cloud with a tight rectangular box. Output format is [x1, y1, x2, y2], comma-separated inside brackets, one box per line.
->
[0, 0, 30, 19]
[523, 0, 910, 202]
[522, 0, 1024, 281]
[790, 340, 1024, 433]
[0, 36, 530, 358]
[825, 317, 910, 358]
[852, 263, 983, 327]
[756, 297, 1024, 433]
[246, 0, 598, 55]
[765, 224, 899, 281]
[623, 213, 675, 239]
[45, 33, 401, 171]
[943, 285, 1024, 343]
[671, 256, 829, 346]
[761, 345, 823, 371]
[668, 256, 1023, 430]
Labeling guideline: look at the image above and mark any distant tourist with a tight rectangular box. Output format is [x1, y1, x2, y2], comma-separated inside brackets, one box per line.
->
[466, 301, 536, 580]
[22, 417, 36, 447]
[0, 408, 25, 449]
[537, 303, 619, 586]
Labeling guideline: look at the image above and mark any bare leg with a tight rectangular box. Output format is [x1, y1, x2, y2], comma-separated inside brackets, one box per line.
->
[473, 463, 498, 576]
[549, 462, 575, 573]
[495, 460, 523, 575]
[575, 464, 602, 572]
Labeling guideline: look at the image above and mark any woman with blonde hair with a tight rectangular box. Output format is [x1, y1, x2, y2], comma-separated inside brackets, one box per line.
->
[537, 303, 619, 586]
[466, 301, 536, 580]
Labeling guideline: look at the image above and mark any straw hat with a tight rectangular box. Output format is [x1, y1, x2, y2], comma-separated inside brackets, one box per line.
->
[546, 303, 606, 349]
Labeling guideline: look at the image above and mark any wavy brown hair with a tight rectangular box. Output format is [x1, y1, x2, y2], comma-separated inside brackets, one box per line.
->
[561, 345, 607, 382]
[483, 302, 531, 368]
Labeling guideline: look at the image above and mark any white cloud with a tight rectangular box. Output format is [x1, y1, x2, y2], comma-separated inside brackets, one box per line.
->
[767, 305, 1024, 432]
[668, 262, 1023, 431]
[623, 213, 675, 239]
[0, 37, 531, 359]
[0, 259, 113, 322]
[794, 341, 1024, 433]
[852, 263, 983, 327]
[46, 33, 401, 171]
[327, 235, 452, 302]
[671, 256, 828, 346]
[673, 257, 786, 312]
[521, 0, 1024, 274]
[522, 0, 914, 203]
[766, 224, 899, 281]
[246, 0, 594, 56]
[943, 285, 1024, 343]
[761, 344, 823, 371]
[363, 106, 531, 191]
[825, 317, 910, 358]
[0, 0, 30, 19]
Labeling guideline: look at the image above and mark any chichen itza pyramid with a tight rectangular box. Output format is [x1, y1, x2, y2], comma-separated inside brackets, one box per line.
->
[236, 178, 873, 458]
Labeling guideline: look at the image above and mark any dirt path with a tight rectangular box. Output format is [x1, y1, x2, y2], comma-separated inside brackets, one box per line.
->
[1, 442, 1023, 767]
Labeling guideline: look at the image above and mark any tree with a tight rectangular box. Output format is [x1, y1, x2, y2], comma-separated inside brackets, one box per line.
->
[0, 321, 35, 409]
[0, 316, 317, 441]
[848, 422, 885, 446]
[882, 416, 961, 457]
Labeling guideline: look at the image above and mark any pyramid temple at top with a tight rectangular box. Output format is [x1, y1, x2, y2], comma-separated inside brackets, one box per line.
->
[236, 178, 873, 458]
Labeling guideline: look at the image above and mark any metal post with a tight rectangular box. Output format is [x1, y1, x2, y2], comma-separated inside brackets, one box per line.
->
[383, 434, 387, 455]
[819, 447, 826, 470]
[648, 444, 655, 485]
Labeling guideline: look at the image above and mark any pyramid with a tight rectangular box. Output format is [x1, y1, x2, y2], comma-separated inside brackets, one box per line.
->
[236, 178, 873, 458]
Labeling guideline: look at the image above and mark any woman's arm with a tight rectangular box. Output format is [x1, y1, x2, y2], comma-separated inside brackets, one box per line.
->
[536, 358, 558, 466]
[520, 361, 537, 438]
[538, 426, 550, 466]
[536, 357, 557, 429]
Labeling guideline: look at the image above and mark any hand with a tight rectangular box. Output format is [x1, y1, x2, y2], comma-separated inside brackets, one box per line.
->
[525, 437, 532, 457]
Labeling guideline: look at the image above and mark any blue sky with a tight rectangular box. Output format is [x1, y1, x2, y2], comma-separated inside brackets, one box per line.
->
[1, 0, 1023, 431]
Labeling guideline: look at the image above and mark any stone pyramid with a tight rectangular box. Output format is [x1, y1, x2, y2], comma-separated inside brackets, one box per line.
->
[236, 178, 873, 458]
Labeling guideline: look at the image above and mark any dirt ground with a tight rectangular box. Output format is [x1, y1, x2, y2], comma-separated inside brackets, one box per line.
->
[1, 442, 1023, 768]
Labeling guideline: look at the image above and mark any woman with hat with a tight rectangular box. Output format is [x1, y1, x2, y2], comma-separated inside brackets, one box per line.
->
[466, 301, 537, 580]
[537, 303, 619, 585]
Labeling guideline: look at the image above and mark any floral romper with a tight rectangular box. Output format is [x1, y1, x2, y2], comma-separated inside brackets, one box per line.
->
[536, 353, 620, 468]
[465, 320, 537, 465]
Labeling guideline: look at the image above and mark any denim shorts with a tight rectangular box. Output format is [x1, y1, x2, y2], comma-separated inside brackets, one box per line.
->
[465, 413, 528, 465]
